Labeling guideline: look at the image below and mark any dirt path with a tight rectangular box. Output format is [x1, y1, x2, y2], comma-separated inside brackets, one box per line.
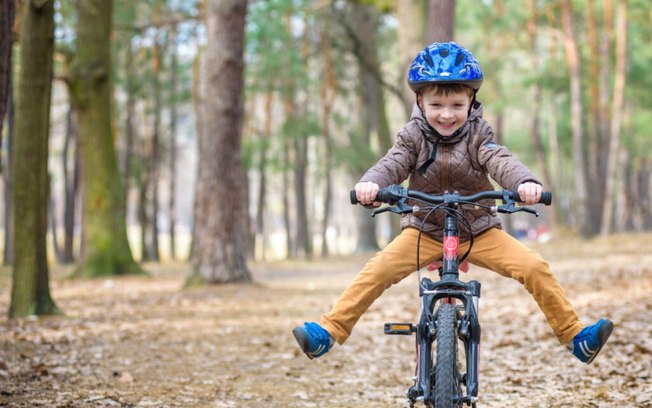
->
[1, 235, 651, 407]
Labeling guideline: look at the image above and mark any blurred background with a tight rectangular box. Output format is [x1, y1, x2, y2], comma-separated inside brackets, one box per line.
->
[1, 0, 651, 279]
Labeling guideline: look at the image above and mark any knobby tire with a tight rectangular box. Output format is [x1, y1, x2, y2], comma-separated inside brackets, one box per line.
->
[433, 303, 462, 408]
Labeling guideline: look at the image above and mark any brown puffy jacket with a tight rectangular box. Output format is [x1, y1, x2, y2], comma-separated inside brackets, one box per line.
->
[360, 101, 541, 242]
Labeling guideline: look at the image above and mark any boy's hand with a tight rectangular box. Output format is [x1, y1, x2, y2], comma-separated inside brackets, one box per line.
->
[517, 182, 543, 205]
[354, 182, 381, 207]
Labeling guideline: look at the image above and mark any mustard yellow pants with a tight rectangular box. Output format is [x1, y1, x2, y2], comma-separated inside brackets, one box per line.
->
[321, 227, 583, 345]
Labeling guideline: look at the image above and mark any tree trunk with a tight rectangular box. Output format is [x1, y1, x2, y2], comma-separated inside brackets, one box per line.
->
[585, 0, 606, 231]
[638, 159, 652, 230]
[1, 0, 15, 265]
[586, 0, 601, 186]
[560, 0, 590, 237]
[427, 0, 455, 42]
[293, 130, 311, 258]
[3, 68, 13, 265]
[288, 17, 312, 259]
[526, 0, 556, 224]
[614, 147, 630, 232]
[188, 0, 251, 285]
[0, 0, 14, 146]
[622, 152, 636, 231]
[319, 24, 337, 257]
[138, 172, 150, 261]
[349, 2, 387, 252]
[144, 27, 165, 262]
[69, 0, 142, 277]
[188, 49, 203, 261]
[61, 107, 79, 263]
[599, 0, 613, 171]
[590, 0, 614, 234]
[548, 98, 570, 224]
[397, 0, 427, 117]
[600, 0, 627, 235]
[282, 92, 297, 259]
[282, 138, 294, 258]
[9, 0, 59, 318]
[255, 92, 272, 261]
[168, 24, 178, 261]
[48, 175, 63, 262]
[123, 23, 135, 211]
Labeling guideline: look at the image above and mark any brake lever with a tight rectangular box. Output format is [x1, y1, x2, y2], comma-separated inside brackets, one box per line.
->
[371, 198, 414, 217]
[497, 204, 539, 217]
[519, 207, 539, 217]
[371, 207, 391, 217]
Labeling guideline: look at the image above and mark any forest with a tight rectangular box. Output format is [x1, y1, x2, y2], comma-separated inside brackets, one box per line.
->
[0, 0, 651, 407]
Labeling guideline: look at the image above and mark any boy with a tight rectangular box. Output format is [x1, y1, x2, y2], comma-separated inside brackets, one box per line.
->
[293, 42, 612, 364]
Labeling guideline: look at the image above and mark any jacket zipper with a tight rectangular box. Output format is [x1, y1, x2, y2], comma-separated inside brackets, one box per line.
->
[441, 144, 450, 192]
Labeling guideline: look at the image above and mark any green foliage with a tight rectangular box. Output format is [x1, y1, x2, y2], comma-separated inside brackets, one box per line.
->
[246, 0, 312, 94]
[280, 114, 322, 141]
[336, 128, 379, 177]
[629, 109, 652, 159]
[356, 0, 395, 14]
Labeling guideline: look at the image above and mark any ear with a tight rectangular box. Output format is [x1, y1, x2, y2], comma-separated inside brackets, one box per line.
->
[417, 93, 424, 111]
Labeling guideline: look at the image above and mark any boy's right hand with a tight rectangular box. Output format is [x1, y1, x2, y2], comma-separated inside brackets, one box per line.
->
[354, 182, 381, 207]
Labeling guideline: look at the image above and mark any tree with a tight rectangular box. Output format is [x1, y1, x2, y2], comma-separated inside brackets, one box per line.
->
[140, 10, 167, 262]
[0, 0, 13, 138]
[1, 0, 15, 266]
[9, 0, 59, 318]
[397, 0, 427, 116]
[427, 0, 455, 42]
[560, 0, 590, 238]
[68, 0, 143, 277]
[526, 0, 556, 224]
[168, 23, 179, 260]
[60, 107, 80, 263]
[600, 0, 627, 235]
[188, 0, 251, 284]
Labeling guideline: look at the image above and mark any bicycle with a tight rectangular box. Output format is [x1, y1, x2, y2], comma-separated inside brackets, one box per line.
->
[351, 184, 551, 408]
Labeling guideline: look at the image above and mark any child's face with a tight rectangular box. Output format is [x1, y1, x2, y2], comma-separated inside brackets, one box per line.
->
[418, 89, 472, 137]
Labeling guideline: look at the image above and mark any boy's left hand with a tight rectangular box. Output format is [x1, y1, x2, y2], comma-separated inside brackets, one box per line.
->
[517, 182, 543, 205]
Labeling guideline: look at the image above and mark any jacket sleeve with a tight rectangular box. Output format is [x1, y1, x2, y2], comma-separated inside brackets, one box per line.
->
[359, 126, 418, 187]
[476, 130, 541, 191]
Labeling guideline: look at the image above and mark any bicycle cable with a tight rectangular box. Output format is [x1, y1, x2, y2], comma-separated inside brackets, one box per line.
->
[413, 201, 480, 293]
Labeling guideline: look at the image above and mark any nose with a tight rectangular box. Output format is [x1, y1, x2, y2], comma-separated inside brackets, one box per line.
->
[440, 107, 454, 118]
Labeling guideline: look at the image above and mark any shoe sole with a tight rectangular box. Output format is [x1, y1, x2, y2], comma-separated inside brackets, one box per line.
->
[292, 327, 314, 360]
[586, 319, 614, 365]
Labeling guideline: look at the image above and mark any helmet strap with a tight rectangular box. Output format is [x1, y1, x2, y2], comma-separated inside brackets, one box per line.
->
[468, 91, 477, 117]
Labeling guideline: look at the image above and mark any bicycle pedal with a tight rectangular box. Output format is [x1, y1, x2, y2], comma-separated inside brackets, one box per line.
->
[384, 323, 415, 335]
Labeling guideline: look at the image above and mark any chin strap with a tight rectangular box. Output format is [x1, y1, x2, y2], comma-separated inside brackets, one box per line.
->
[468, 91, 478, 117]
[417, 138, 440, 174]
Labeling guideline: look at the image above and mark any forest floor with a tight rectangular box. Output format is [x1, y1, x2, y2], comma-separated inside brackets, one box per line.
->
[0, 233, 651, 407]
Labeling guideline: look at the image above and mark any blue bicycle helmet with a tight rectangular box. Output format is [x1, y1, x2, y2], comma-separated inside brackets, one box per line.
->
[407, 42, 483, 92]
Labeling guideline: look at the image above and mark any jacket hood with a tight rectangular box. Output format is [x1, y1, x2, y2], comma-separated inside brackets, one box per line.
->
[410, 100, 484, 144]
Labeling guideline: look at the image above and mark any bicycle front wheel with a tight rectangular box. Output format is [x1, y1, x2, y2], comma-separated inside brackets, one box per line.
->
[433, 302, 462, 408]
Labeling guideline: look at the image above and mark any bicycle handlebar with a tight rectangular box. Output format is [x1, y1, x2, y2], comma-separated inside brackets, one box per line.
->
[350, 184, 552, 207]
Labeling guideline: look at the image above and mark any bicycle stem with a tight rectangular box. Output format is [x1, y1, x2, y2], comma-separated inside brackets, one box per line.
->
[442, 211, 461, 281]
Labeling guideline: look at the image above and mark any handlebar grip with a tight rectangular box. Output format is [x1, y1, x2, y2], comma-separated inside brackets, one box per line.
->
[350, 186, 401, 205]
[539, 192, 552, 206]
[375, 188, 393, 203]
[350, 190, 359, 205]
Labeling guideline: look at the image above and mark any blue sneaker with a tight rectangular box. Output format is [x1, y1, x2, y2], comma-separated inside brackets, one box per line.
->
[292, 322, 332, 360]
[570, 319, 613, 364]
